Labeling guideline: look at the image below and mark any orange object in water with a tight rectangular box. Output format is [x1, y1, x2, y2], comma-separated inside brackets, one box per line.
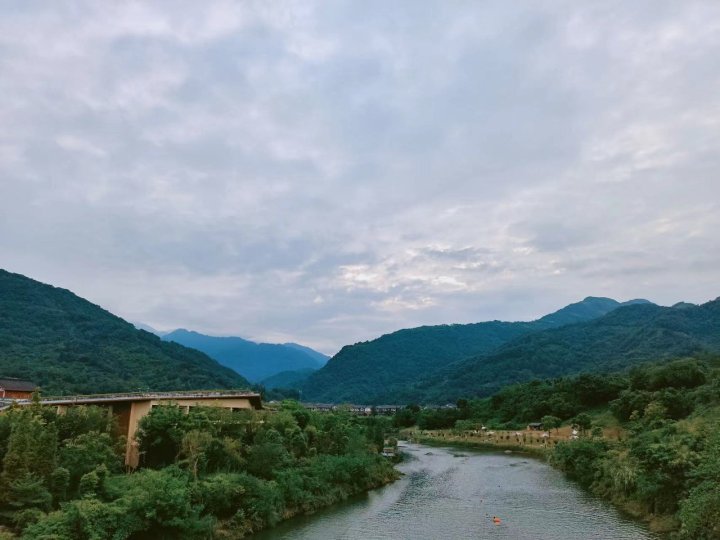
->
[492, 516, 502, 525]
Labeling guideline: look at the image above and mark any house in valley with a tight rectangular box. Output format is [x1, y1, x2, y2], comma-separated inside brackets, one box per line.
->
[0, 378, 37, 400]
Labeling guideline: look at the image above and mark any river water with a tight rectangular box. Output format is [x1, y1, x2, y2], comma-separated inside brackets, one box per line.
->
[252, 442, 656, 539]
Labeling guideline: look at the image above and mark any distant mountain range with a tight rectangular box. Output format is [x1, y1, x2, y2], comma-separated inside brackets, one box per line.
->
[5, 266, 717, 408]
[300, 296, 720, 404]
[413, 298, 719, 403]
[131, 322, 169, 336]
[161, 329, 328, 383]
[0, 269, 249, 395]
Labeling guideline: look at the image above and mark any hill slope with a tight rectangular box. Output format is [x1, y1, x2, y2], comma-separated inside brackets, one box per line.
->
[162, 329, 326, 382]
[0, 269, 249, 395]
[302, 297, 647, 403]
[260, 368, 317, 390]
[282, 343, 329, 366]
[416, 298, 720, 403]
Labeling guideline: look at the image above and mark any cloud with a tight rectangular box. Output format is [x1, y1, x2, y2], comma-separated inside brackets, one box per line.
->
[1, 1, 719, 353]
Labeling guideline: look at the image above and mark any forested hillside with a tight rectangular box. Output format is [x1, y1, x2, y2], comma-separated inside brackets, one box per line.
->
[417, 299, 720, 403]
[0, 400, 397, 538]
[260, 368, 316, 390]
[302, 297, 647, 403]
[0, 270, 249, 395]
[400, 356, 720, 537]
[162, 329, 327, 382]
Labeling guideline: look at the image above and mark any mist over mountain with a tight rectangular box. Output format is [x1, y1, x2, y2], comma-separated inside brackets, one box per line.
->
[132, 322, 169, 337]
[162, 329, 327, 382]
[302, 296, 651, 403]
[0, 269, 249, 394]
[282, 343, 329, 366]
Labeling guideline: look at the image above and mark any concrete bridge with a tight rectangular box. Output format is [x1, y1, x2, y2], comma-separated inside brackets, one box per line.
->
[8, 390, 262, 468]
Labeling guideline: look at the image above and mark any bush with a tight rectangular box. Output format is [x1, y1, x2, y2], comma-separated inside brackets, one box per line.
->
[550, 440, 608, 488]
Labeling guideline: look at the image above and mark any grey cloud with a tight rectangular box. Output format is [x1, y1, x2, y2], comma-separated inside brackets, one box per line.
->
[1, 1, 719, 353]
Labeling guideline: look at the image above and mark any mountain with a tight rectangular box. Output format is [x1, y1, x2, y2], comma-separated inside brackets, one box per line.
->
[301, 296, 648, 403]
[132, 322, 168, 336]
[0, 269, 250, 395]
[162, 329, 326, 382]
[282, 343, 329, 366]
[412, 298, 720, 403]
[535, 297, 651, 327]
[260, 368, 317, 390]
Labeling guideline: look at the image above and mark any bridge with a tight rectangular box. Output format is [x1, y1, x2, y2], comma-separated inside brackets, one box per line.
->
[3, 390, 262, 467]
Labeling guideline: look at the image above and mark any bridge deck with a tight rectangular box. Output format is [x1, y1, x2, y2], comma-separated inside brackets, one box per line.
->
[4, 390, 262, 408]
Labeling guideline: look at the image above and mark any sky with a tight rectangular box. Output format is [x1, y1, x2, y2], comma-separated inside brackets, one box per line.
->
[1, 1, 719, 354]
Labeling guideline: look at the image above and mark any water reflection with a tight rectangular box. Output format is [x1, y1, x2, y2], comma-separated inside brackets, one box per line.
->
[251, 442, 656, 539]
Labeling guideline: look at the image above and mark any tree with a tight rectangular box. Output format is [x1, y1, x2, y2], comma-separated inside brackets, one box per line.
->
[59, 431, 121, 493]
[1, 410, 58, 493]
[180, 430, 214, 480]
[136, 405, 192, 468]
[246, 429, 291, 479]
[541, 415, 561, 433]
[4, 473, 52, 512]
[573, 413, 592, 434]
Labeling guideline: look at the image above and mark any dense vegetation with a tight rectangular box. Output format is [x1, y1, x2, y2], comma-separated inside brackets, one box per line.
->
[0, 270, 249, 395]
[0, 401, 397, 539]
[382, 298, 720, 404]
[162, 330, 326, 383]
[303, 297, 642, 403]
[260, 369, 316, 391]
[418, 299, 720, 403]
[400, 356, 720, 537]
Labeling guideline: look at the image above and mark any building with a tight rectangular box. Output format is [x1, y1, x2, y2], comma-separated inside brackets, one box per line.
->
[374, 405, 403, 416]
[17, 390, 262, 468]
[304, 403, 336, 413]
[0, 378, 37, 399]
[527, 422, 543, 431]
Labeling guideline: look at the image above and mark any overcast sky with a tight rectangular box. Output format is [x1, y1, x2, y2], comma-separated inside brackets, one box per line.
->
[1, 1, 719, 354]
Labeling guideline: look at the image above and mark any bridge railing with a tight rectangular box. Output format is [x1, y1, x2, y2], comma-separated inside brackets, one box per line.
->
[16, 389, 260, 405]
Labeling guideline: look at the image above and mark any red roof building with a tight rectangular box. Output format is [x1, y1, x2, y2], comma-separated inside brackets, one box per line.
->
[0, 378, 37, 400]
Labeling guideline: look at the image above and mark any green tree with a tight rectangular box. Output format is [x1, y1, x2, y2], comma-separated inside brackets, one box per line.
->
[246, 429, 291, 479]
[59, 431, 121, 493]
[4, 473, 52, 512]
[1, 410, 57, 497]
[541, 415, 561, 433]
[180, 430, 214, 480]
[573, 413, 592, 434]
[49, 467, 70, 505]
[136, 405, 192, 468]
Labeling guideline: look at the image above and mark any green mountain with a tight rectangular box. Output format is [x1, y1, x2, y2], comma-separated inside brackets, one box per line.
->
[415, 298, 720, 403]
[302, 297, 648, 403]
[534, 296, 650, 327]
[282, 343, 329, 366]
[163, 329, 327, 382]
[0, 269, 249, 395]
[260, 368, 317, 390]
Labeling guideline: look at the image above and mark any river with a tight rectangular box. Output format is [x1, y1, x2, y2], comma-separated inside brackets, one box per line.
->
[251, 442, 657, 540]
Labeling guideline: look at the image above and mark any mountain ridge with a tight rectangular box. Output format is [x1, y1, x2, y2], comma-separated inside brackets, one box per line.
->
[301, 296, 653, 403]
[0, 269, 249, 395]
[401, 298, 720, 403]
[162, 329, 327, 382]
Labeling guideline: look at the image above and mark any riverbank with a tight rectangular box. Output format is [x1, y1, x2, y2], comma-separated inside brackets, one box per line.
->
[220, 462, 400, 539]
[406, 428, 675, 536]
[403, 428, 550, 458]
[249, 441, 657, 540]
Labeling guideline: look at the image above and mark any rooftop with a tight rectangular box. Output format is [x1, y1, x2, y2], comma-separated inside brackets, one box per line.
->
[0, 378, 37, 392]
